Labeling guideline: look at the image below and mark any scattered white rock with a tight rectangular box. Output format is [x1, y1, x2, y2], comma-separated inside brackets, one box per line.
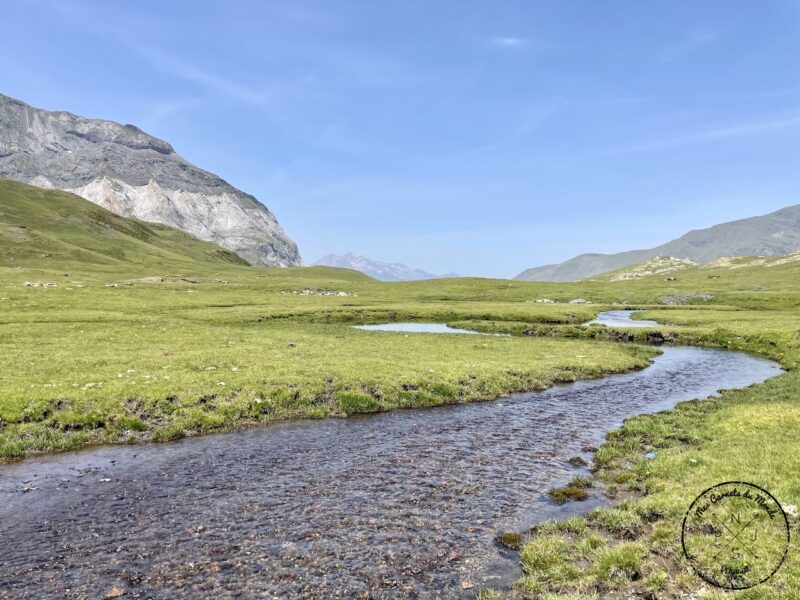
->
[658, 293, 713, 305]
[766, 252, 800, 267]
[610, 256, 698, 281]
[286, 288, 357, 297]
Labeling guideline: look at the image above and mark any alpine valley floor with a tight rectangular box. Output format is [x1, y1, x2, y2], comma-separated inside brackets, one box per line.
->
[1, 180, 800, 598]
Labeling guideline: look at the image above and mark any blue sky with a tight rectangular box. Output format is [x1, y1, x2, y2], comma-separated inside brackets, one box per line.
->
[3, 1, 799, 277]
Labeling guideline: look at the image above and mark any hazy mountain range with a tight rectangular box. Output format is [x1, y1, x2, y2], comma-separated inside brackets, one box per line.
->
[516, 204, 800, 281]
[316, 253, 459, 281]
[0, 93, 301, 267]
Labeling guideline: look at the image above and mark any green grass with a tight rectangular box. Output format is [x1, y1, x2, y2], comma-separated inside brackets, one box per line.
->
[3, 179, 800, 597]
[591, 542, 646, 582]
[0, 307, 654, 458]
[0, 179, 248, 270]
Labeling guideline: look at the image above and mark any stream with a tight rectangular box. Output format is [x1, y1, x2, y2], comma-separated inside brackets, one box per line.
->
[0, 313, 783, 599]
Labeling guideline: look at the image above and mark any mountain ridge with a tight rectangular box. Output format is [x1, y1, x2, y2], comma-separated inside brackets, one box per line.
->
[516, 204, 800, 281]
[0, 93, 301, 267]
[315, 253, 459, 281]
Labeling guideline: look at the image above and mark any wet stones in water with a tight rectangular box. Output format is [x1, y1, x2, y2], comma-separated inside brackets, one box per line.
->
[567, 456, 588, 467]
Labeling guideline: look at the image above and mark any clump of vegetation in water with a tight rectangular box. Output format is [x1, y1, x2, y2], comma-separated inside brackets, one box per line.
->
[495, 531, 524, 550]
[549, 476, 592, 504]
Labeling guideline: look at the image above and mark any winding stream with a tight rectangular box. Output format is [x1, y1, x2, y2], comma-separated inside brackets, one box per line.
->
[584, 309, 659, 328]
[0, 313, 782, 599]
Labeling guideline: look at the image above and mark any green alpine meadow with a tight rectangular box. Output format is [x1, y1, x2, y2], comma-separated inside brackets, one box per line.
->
[2, 179, 799, 597]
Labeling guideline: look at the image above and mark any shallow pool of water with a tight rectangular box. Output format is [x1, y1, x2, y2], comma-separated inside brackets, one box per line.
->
[353, 322, 479, 334]
[584, 309, 659, 328]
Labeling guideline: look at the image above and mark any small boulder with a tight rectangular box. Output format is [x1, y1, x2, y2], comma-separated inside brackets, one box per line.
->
[568, 456, 588, 467]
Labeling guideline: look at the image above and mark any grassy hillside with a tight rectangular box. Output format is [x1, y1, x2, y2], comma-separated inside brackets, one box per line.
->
[515, 203, 800, 282]
[0, 179, 249, 271]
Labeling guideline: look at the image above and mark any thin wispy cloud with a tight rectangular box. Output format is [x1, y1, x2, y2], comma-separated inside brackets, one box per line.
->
[488, 36, 530, 48]
[136, 97, 206, 132]
[453, 103, 563, 157]
[658, 28, 719, 62]
[614, 115, 800, 155]
[131, 45, 272, 108]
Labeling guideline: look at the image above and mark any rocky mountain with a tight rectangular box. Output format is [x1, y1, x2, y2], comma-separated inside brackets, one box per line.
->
[315, 253, 458, 281]
[0, 93, 301, 267]
[515, 204, 800, 281]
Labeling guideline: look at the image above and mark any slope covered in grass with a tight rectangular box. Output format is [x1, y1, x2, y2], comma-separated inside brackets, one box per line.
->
[0, 179, 249, 271]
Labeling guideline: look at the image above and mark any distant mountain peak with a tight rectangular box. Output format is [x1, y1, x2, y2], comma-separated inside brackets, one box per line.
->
[515, 204, 800, 281]
[315, 253, 458, 281]
[0, 93, 301, 267]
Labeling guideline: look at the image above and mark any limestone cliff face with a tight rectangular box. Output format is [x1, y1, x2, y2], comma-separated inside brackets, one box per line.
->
[0, 93, 301, 266]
